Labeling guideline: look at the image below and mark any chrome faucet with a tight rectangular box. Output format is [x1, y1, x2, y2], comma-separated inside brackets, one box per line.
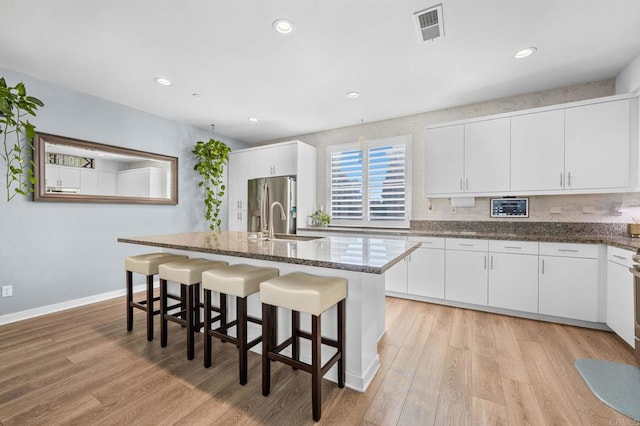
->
[268, 201, 287, 239]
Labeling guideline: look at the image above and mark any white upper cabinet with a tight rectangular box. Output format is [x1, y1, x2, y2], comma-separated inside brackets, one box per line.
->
[425, 125, 464, 194]
[425, 118, 509, 195]
[464, 118, 510, 193]
[564, 99, 630, 190]
[264, 144, 297, 177]
[511, 109, 565, 191]
[425, 95, 636, 197]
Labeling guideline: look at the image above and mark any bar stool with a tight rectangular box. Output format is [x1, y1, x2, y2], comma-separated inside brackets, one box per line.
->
[159, 258, 228, 360]
[202, 264, 279, 385]
[125, 252, 187, 341]
[260, 272, 347, 422]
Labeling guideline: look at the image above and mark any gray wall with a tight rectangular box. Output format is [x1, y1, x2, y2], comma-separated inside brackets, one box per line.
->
[0, 69, 247, 317]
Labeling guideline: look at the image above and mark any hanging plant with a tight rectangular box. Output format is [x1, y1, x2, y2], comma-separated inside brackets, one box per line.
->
[0, 77, 45, 201]
[193, 138, 231, 230]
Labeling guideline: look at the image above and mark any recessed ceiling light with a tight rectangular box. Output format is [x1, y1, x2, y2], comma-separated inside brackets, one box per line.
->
[514, 47, 537, 59]
[248, 117, 259, 123]
[273, 18, 294, 34]
[154, 77, 172, 86]
[346, 91, 361, 99]
[192, 93, 200, 98]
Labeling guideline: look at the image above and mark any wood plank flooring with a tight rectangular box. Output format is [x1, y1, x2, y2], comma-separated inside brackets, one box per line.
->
[0, 295, 637, 425]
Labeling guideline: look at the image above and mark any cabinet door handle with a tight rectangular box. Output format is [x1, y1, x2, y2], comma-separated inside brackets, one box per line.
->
[541, 259, 545, 274]
[560, 172, 563, 187]
[490, 255, 494, 269]
[459, 243, 474, 247]
[504, 246, 522, 249]
[613, 254, 627, 260]
[558, 249, 579, 253]
[484, 255, 487, 270]
[465, 178, 469, 190]
[567, 172, 571, 187]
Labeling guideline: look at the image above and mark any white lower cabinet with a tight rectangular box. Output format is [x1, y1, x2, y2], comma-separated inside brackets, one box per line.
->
[487, 240, 539, 313]
[538, 243, 599, 322]
[228, 210, 247, 232]
[445, 238, 489, 305]
[606, 247, 635, 347]
[385, 257, 408, 293]
[407, 237, 445, 299]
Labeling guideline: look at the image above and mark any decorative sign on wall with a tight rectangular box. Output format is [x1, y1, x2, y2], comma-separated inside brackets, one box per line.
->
[47, 153, 95, 169]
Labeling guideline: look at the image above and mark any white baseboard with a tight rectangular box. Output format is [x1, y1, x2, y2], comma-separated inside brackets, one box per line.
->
[0, 283, 151, 326]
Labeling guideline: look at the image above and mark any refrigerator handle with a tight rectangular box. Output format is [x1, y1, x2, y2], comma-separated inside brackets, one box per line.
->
[261, 181, 269, 234]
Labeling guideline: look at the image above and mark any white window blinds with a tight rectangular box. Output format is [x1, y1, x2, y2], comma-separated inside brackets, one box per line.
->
[368, 143, 406, 221]
[330, 148, 364, 220]
[329, 136, 411, 228]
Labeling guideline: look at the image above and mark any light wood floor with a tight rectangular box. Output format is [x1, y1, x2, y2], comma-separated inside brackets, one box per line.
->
[0, 294, 637, 425]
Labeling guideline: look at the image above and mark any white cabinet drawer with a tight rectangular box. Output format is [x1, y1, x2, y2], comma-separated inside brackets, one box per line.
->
[408, 236, 445, 249]
[445, 238, 488, 252]
[539, 242, 598, 259]
[607, 246, 635, 267]
[489, 240, 538, 255]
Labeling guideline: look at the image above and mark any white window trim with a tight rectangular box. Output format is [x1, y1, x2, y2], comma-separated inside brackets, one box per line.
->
[326, 135, 412, 229]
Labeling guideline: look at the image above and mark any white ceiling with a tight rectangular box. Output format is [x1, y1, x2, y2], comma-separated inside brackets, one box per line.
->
[2, 1, 640, 145]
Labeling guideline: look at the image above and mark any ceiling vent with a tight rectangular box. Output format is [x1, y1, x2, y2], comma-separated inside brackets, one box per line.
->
[414, 4, 444, 42]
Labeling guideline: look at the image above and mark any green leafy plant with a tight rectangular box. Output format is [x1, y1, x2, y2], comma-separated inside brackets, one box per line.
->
[0, 77, 44, 201]
[192, 138, 231, 230]
[310, 208, 331, 227]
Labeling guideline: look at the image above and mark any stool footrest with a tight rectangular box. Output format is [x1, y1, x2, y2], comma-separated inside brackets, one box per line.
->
[295, 330, 339, 349]
[268, 338, 342, 375]
[269, 351, 312, 373]
[247, 316, 262, 326]
[165, 311, 204, 330]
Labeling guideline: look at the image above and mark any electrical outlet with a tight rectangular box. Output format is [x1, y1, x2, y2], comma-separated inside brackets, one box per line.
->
[1, 285, 12, 298]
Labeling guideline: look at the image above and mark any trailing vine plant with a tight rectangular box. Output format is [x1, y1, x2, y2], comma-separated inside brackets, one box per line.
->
[0, 77, 44, 201]
[192, 138, 231, 230]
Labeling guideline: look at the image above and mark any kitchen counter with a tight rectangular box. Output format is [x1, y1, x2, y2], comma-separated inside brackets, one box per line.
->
[118, 230, 422, 392]
[118, 231, 421, 274]
[298, 225, 640, 252]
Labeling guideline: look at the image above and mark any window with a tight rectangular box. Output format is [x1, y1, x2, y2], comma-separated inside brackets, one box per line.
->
[328, 135, 411, 228]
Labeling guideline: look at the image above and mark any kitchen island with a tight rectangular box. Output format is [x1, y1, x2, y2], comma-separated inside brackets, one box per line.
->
[118, 231, 421, 392]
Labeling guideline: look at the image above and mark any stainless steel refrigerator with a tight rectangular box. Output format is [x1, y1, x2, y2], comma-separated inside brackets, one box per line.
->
[247, 176, 297, 235]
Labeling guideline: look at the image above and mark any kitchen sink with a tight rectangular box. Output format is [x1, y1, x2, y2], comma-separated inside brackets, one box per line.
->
[269, 233, 322, 242]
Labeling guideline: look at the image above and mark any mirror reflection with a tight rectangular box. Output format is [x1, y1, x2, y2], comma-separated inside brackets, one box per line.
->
[33, 133, 178, 204]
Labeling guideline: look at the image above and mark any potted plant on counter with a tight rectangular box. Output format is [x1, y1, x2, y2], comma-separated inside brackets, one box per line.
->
[0, 77, 44, 201]
[310, 207, 331, 227]
[193, 138, 231, 231]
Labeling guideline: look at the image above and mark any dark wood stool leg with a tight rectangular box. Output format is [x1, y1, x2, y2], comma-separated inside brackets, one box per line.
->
[180, 285, 187, 327]
[146, 274, 154, 341]
[238, 296, 248, 385]
[193, 283, 201, 332]
[311, 313, 322, 422]
[262, 303, 273, 396]
[219, 292, 228, 336]
[126, 271, 134, 332]
[338, 299, 346, 388]
[291, 310, 300, 369]
[186, 284, 195, 360]
[204, 288, 212, 368]
[160, 279, 168, 347]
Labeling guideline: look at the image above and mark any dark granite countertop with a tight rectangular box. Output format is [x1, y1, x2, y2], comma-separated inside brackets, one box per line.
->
[299, 221, 640, 252]
[118, 231, 422, 274]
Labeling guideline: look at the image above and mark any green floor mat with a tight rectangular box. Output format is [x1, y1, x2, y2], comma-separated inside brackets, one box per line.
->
[575, 358, 640, 421]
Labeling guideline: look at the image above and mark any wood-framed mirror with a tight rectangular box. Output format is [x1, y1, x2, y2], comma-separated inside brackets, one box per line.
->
[33, 133, 178, 204]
